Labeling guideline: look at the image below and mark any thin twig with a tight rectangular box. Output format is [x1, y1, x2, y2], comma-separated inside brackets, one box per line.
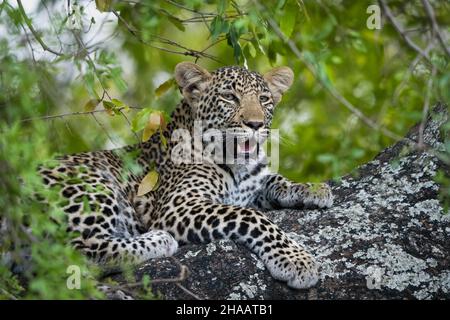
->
[41, 0, 64, 53]
[85, 13, 117, 46]
[195, 37, 227, 63]
[114, 258, 190, 290]
[379, 0, 432, 64]
[403, 27, 430, 34]
[392, 41, 435, 106]
[20, 107, 141, 122]
[20, 25, 37, 63]
[16, 0, 93, 58]
[1, 288, 18, 300]
[63, 119, 75, 137]
[17, 0, 65, 57]
[176, 283, 202, 300]
[163, 0, 215, 16]
[200, 37, 227, 53]
[112, 11, 223, 64]
[73, 31, 141, 143]
[420, 0, 450, 57]
[91, 113, 118, 147]
[181, 13, 245, 23]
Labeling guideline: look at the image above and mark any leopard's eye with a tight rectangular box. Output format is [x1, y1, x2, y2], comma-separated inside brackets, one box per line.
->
[259, 95, 270, 103]
[221, 93, 237, 102]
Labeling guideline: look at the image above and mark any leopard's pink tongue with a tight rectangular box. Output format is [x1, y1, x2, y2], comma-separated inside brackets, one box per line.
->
[238, 140, 256, 153]
[242, 141, 250, 151]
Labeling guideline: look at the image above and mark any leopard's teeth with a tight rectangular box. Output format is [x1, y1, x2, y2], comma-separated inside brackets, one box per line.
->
[237, 142, 257, 154]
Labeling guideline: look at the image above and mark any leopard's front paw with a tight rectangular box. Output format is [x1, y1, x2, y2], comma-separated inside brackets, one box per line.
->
[265, 245, 319, 289]
[301, 183, 334, 209]
[279, 182, 333, 209]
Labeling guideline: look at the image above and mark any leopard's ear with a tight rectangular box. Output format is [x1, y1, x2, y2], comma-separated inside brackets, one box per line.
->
[263, 66, 294, 104]
[175, 62, 211, 103]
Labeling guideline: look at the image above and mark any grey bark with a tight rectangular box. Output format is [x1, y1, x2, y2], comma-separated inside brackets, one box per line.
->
[117, 103, 450, 300]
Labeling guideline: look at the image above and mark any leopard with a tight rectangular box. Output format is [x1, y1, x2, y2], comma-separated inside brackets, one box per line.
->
[38, 62, 333, 290]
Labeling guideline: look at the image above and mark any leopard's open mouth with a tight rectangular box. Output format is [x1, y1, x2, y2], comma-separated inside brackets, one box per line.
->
[236, 138, 258, 155]
[232, 136, 260, 159]
[211, 128, 267, 161]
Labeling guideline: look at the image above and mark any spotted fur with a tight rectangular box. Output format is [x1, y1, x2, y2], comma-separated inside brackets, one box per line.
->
[39, 63, 333, 289]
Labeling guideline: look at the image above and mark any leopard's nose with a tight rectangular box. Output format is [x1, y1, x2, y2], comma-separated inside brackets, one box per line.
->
[243, 120, 264, 131]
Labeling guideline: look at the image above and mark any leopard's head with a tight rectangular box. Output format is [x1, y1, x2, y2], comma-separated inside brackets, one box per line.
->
[174, 62, 293, 159]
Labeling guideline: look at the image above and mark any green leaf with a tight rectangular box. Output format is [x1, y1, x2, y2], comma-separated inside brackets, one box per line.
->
[155, 78, 176, 98]
[83, 71, 97, 98]
[233, 42, 242, 64]
[160, 131, 168, 149]
[168, 16, 185, 32]
[227, 23, 243, 64]
[110, 67, 128, 93]
[210, 16, 229, 40]
[110, 98, 130, 113]
[267, 42, 277, 65]
[217, 0, 228, 15]
[83, 99, 101, 112]
[317, 153, 335, 163]
[251, 28, 265, 55]
[352, 38, 367, 53]
[82, 195, 91, 213]
[317, 65, 331, 89]
[247, 42, 256, 58]
[142, 111, 165, 142]
[95, 0, 113, 12]
[142, 275, 150, 288]
[102, 101, 116, 116]
[276, 0, 287, 10]
[137, 170, 159, 196]
[279, 0, 297, 38]
[350, 148, 365, 159]
[111, 98, 124, 107]
[102, 101, 115, 110]
[132, 108, 154, 132]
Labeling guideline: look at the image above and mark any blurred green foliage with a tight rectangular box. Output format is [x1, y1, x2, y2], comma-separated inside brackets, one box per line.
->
[0, 0, 449, 299]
